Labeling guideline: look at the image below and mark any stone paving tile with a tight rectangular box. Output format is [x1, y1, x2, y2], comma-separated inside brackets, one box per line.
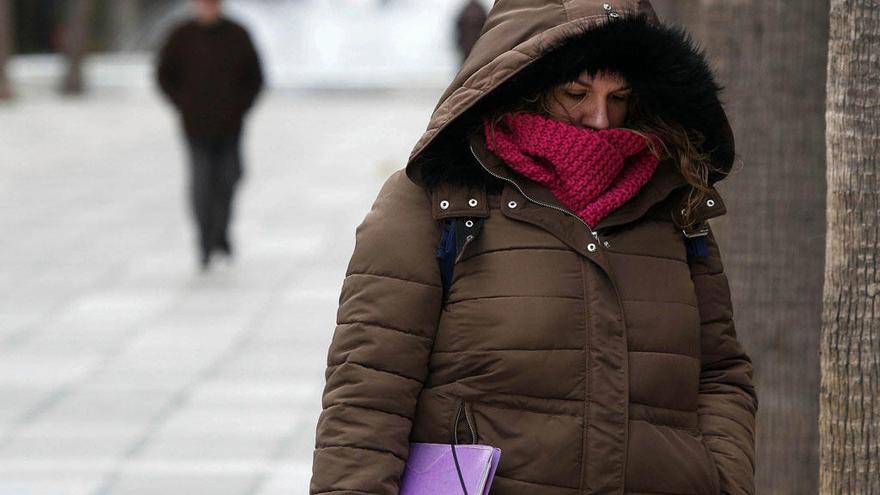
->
[274, 419, 322, 465]
[30, 389, 177, 427]
[0, 426, 140, 461]
[185, 380, 318, 408]
[251, 463, 314, 495]
[0, 474, 103, 495]
[0, 353, 100, 389]
[98, 472, 256, 495]
[150, 405, 299, 437]
[0, 387, 60, 429]
[1, 85, 437, 494]
[133, 433, 281, 462]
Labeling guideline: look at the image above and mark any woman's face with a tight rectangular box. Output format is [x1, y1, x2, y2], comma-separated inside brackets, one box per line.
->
[545, 70, 632, 130]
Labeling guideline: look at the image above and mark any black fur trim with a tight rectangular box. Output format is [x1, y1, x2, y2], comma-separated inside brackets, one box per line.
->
[416, 13, 734, 191]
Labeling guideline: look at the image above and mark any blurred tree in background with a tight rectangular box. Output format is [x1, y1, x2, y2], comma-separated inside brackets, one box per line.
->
[0, 0, 12, 100]
[651, 1, 830, 493]
[821, 0, 880, 493]
[12, 0, 63, 53]
[110, 0, 140, 50]
[13, 0, 153, 53]
[5, 0, 201, 94]
[60, 0, 94, 94]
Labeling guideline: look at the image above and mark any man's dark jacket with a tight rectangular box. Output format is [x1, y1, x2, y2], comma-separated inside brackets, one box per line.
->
[157, 18, 264, 138]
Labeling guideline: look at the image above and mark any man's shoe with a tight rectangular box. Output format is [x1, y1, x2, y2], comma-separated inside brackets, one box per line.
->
[199, 250, 212, 272]
[215, 236, 234, 259]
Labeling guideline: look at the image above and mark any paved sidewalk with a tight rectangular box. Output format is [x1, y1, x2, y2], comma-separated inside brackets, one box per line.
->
[0, 87, 438, 495]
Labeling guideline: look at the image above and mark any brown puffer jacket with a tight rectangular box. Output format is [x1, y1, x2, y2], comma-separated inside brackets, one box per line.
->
[310, 1, 758, 494]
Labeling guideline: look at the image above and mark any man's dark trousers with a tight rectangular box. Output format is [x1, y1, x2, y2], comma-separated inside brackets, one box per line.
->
[185, 132, 243, 263]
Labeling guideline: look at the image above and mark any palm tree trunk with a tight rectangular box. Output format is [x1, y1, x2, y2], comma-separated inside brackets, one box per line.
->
[820, 1, 880, 493]
[652, 1, 830, 493]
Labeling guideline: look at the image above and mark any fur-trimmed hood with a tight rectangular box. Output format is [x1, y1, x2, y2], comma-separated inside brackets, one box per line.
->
[405, 0, 734, 190]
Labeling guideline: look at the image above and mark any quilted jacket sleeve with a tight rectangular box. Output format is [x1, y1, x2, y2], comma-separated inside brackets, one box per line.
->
[689, 224, 759, 495]
[310, 170, 444, 495]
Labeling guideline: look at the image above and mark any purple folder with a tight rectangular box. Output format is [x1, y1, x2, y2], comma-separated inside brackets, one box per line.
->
[400, 442, 501, 495]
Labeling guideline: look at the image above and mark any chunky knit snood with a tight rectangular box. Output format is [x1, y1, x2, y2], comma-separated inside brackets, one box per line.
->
[483, 112, 661, 228]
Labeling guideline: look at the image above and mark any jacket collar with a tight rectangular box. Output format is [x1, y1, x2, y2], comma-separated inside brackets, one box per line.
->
[470, 131, 724, 225]
[428, 131, 726, 241]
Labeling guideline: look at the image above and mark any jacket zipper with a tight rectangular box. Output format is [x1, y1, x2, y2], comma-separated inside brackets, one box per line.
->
[454, 230, 475, 264]
[469, 143, 603, 248]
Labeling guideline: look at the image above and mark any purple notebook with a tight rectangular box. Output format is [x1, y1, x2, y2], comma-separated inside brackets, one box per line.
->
[400, 442, 501, 495]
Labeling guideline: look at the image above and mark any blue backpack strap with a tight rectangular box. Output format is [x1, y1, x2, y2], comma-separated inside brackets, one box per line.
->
[674, 188, 725, 261]
[684, 235, 709, 259]
[682, 221, 710, 260]
[437, 219, 458, 300]
[436, 218, 484, 300]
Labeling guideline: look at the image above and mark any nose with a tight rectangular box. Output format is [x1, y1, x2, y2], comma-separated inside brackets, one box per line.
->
[579, 100, 610, 130]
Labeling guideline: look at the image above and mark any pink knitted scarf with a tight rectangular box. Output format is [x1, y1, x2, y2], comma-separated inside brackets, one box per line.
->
[483, 112, 661, 228]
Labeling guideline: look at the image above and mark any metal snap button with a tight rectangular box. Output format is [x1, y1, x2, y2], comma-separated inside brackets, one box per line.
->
[440, 200, 450, 210]
[507, 200, 518, 209]
[706, 199, 715, 207]
[468, 198, 478, 207]
[587, 243, 597, 252]
[465, 220, 474, 228]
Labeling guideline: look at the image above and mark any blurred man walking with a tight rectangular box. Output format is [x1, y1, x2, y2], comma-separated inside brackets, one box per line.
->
[156, 0, 263, 271]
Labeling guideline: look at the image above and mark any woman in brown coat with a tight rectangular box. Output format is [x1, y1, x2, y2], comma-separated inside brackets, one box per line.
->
[310, 1, 758, 494]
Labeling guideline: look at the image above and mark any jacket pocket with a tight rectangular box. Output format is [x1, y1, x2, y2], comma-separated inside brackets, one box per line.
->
[451, 396, 479, 445]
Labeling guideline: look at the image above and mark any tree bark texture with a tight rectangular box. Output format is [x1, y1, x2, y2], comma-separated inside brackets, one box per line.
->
[821, 1, 880, 493]
[651, 1, 830, 493]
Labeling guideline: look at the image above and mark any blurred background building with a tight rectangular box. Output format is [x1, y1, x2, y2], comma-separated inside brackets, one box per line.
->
[8, 0, 493, 92]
